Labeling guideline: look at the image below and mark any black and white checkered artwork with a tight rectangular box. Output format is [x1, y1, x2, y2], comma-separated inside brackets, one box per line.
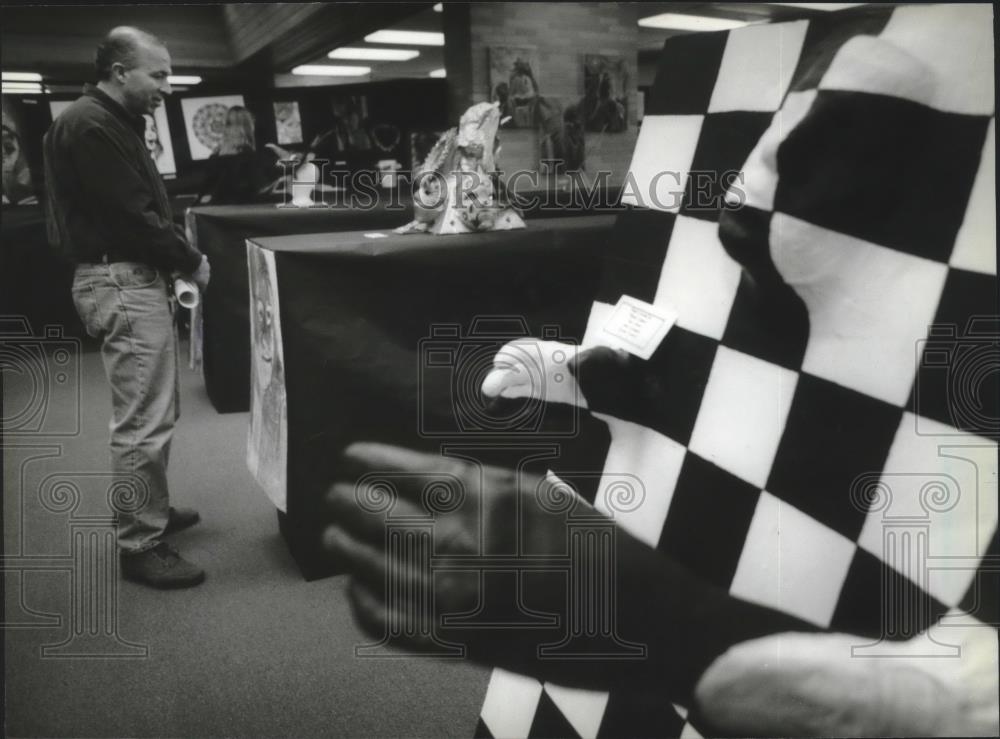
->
[476, 5, 997, 737]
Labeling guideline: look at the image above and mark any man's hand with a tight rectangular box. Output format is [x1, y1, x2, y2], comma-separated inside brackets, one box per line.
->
[190, 254, 210, 292]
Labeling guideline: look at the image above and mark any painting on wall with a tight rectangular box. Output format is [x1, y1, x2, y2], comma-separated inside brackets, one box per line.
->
[309, 94, 372, 159]
[273, 101, 303, 145]
[488, 46, 542, 129]
[143, 106, 177, 177]
[180, 94, 246, 160]
[2, 96, 39, 205]
[539, 98, 585, 175]
[247, 242, 288, 511]
[581, 54, 629, 133]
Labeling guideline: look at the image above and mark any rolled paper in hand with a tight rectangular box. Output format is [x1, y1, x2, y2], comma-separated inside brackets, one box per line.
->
[173, 277, 200, 309]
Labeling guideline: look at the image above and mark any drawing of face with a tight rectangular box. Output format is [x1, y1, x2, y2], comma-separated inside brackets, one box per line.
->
[143, 114, 163, 159]
[252, 250, 276, 389]
[2, 125, 20, 168]
[256, 296, 273, 362]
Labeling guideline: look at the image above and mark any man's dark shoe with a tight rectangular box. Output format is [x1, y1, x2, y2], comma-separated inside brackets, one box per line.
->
[120, 542, 205, 589]
[164, 506, 200, 535]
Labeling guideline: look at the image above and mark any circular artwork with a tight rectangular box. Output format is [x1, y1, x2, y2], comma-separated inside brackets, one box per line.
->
[191, 103, 229, 151]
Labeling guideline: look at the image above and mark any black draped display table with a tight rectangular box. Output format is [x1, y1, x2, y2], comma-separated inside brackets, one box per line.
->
[247, 215, 615, 578]
[190, 184, 622, 413]
[188, 200, 416, 411]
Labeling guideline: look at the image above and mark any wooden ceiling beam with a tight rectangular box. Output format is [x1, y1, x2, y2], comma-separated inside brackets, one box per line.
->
[226, 2, 432, 75]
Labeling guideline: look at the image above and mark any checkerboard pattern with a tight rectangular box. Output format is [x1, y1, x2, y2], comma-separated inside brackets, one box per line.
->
[476, 5, 997, 737]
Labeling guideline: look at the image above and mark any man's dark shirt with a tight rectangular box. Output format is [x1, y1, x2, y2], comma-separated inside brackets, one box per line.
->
[43, 84, 202, 274]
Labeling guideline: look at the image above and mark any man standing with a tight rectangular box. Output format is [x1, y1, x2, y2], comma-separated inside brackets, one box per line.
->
[44, 27, 210, 588]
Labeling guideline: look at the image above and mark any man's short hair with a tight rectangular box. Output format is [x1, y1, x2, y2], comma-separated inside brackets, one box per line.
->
[94, 27, 163, 81]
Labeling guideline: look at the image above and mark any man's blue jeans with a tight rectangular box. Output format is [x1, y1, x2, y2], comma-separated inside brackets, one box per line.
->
[72, 262, 179, 554]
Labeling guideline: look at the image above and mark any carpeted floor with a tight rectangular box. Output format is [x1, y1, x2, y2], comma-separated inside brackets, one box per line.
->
[3, 338, 491, 738]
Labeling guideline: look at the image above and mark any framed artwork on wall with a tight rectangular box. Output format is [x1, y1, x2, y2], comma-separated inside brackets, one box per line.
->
[581, 54, 629, 133]
[2, 96, 40, 204]
[488, 46, 541, 129]
[273, 101, 303, 145]
[180, 94, 246, 160]
[312, 94, 372, 157]
[143, 106, 177, 177]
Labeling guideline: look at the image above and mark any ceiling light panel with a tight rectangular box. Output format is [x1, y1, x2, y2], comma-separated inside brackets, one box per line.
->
[364, 30, 445, 46]
[292, 64, 372, 76]
[2, 71, 43, 82]
[638, 13, 750, 31]
[770, 3, 864, 10]
[328, 47, 420, 61]
[2, 83, 44, 94]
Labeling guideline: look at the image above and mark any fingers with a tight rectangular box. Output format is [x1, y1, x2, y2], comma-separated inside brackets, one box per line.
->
[322, 523, 385, 590]
[347, 578, 389, 640]
[326, 443, 473, 552]
[339, 442, 455, 478]
[349, 579, 465, 657]
[326, 480, 425, 546]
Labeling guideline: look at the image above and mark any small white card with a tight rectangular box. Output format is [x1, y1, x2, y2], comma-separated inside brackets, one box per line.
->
[363, 232, 388, 239]
[600, 295, 678, 360]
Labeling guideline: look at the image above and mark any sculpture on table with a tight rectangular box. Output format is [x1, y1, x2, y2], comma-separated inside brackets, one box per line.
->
[395, 102, 525, 235]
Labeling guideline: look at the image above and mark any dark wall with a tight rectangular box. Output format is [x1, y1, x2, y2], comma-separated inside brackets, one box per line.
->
[21, 78, 449, 198]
